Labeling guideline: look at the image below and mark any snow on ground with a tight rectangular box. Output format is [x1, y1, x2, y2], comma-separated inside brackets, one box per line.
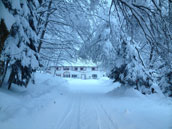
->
[0, 72, 68, 122]
[0, 72, 172, 129]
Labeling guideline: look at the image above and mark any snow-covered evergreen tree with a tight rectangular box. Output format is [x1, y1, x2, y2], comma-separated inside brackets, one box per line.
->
[108, 39, 154, 94]
[0, 0, 39, 89]
[78, 1, 159, 95]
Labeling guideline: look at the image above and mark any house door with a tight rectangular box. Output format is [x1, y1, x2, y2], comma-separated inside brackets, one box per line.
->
[81, 74, 86, 79]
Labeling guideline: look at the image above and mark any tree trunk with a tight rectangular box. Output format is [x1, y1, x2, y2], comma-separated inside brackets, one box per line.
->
[0, 19, 9, 55]
[0, 60, 9, 87]
[38, 0, 52, 53]
[159, 0, 162, 7]
[169, 0, 172, 33]
[8, 81, 12, 90]
[0, 19, 10, 87]
[8, 70, 15, 90]
[149, 47, 154, 62]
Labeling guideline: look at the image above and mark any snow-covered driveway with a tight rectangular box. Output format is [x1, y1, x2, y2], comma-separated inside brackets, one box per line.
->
[0, 75, 172, 129]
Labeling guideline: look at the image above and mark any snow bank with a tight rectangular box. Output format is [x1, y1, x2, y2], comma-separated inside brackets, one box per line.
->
[28, 72, 69, 97]
[108, 86, 144, 97]
[107, 83, 172, 103]
[99, 77, 117, 86]
[0, 72, 68, 121]
[0, 76, 172, 129]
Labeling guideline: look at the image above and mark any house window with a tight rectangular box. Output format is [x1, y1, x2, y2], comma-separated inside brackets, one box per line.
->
[63, 72, 70, 78]
[74, 67, 78, 71]
[80, 67, 86, 71]
[92, 74, 97, 79]
[80, 67, 84, 71]
[92, 67, 96, 71]
[72, 74, 77, 78]
[56, 67, 61, 70]
[46, 71, 51, 74]
[63, 67, 69, 70]
[56, 74, 61, 77]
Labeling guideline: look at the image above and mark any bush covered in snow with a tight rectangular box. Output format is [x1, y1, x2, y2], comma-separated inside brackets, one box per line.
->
[108, 40, 154, 95]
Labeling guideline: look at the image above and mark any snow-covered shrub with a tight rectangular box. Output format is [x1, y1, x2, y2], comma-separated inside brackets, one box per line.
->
[108, 40, 153, 94]
[158, 71, 172, 97]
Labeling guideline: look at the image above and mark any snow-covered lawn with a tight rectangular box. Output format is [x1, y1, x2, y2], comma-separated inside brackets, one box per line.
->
[0, 72, 172, 129]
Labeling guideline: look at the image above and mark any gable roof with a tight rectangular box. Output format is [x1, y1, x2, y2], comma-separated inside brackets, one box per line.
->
[61, 60, 97, 67]
[49, 59, 97, 67]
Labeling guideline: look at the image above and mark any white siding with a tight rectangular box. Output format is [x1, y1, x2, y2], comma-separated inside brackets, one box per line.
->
[49, 66, 106, 79]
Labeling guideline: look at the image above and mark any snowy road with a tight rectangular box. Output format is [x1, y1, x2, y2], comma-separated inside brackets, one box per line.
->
[50, 80, 119, 129]
[0, 77, 172, 129]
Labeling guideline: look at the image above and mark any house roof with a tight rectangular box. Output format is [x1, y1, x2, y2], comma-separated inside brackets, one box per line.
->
[50, 59, 97, 67]
[62, 60, 97, 67]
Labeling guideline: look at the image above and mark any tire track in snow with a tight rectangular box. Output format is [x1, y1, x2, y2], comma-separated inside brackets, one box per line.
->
[79, 96, 102, 129]
[67, 93, 82, 129]
[52, 88, 118, 129]
[91, 99, 102, 129]
[94, 98, 119, 129]
[53, 95, 75, 129]
[76, 94, 81, 129]
[93, 100, 112, 129]
[53, 93, 82, 129]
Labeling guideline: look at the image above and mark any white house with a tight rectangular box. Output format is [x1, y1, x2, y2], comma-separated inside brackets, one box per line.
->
[47, 61, 106, 79]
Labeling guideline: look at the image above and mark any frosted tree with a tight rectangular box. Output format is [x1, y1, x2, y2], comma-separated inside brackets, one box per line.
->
[37, 0, 93, 68]
[108, 0, 172, 96]
[0, 0, 40, 89]
[79, 0, 165, 95]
